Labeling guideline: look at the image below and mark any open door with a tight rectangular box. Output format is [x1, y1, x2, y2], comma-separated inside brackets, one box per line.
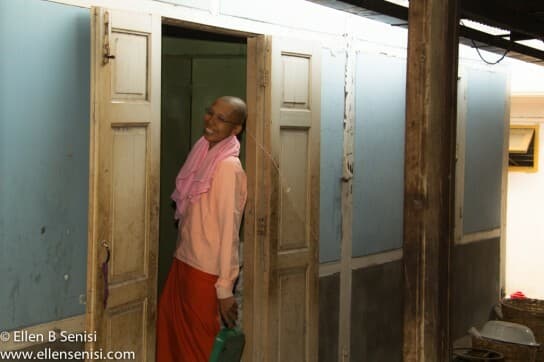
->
[87, 7, 160, 361]
[245, 35, 320, 362]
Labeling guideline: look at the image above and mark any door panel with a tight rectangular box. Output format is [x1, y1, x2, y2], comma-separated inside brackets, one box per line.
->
[110, 127, 147, 281]
[279, 128, 309, 249]
[87, 7, 160, 362]
[277, 267, 307, 361]
[107, 301, 146, 357]
[268, 36, 320, 362]
[112, 32, 148, 99]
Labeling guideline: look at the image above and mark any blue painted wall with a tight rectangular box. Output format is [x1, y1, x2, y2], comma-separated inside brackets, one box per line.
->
[0, 0, 90, 330]
[463, 68, 507, 234]
[352, 53, 406, 257]
[319, 49, 345, 263]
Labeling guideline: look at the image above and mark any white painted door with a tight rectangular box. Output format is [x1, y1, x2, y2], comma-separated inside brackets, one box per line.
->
[245, 35, 320, 362]
[269, 35, 320, 362]
[86, 8, 160, 361]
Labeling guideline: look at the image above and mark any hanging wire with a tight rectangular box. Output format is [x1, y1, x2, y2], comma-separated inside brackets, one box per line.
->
[460, 20, 510, 65]
[470, 38, 509, 65]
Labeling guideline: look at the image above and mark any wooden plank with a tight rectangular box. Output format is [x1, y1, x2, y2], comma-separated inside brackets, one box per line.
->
[267, 35, 320, 362]
[242, 34, 268, 362]
[350, 249, 403, 270]
[454, 68, 467, 245]
[338, 35, 354, 362]
[460, 229, 501, 245]
[87, 8, 160, 361]
[403, 0, 458, 360]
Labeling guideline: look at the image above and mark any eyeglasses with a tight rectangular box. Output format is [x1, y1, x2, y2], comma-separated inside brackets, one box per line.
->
[205, 107, 240, 126]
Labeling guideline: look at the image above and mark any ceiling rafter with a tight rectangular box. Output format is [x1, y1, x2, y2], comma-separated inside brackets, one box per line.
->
[309, 0, 544, 65]
[460, 0, 544, 42]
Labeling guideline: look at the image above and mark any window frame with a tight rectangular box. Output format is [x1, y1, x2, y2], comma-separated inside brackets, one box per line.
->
[508, 124, 539, 173]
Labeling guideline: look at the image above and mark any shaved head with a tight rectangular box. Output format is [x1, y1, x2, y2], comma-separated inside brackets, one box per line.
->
[217, 96, 247, 126]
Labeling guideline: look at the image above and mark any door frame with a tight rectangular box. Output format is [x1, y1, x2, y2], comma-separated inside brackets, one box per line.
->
[160, 17, 267, 361]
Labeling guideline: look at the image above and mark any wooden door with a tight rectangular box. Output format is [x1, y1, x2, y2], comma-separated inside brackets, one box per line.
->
[86, 8, 160, 361]
[245, 35, 320, 362]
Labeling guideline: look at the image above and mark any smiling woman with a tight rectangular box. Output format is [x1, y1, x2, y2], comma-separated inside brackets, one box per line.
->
[157, 29, 248, 307]
[203, 97, 245, 148]
[157, 24, 250, 361]
[157, 96, 248, 361]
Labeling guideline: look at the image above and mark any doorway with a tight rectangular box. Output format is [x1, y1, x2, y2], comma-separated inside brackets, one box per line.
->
[158, 24, 248, 321]
[87, 12, 320, 359]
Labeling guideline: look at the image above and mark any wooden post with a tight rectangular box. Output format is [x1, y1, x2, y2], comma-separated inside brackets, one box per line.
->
[403, 0, 459, 361]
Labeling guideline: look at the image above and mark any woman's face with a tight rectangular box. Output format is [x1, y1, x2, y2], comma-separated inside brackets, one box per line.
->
[203, 99, 242, 148]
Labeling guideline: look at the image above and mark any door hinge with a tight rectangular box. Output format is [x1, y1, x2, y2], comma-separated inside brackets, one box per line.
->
[257, 216, 267, 236]
[260, 70, 269, 88]
[103, 11, 115, 65]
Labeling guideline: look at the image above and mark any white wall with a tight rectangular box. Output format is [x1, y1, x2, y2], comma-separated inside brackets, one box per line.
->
[506, 95, 544, 299]
[48, 0, 406, 47]
[509, 58, 544, 94]
[505, 51, 544, 300]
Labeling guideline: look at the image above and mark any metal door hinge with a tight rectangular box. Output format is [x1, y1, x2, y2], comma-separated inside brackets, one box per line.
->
[103, 11, 115, 65]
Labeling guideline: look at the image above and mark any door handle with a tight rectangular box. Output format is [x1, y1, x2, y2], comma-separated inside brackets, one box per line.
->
[101, 240, 111, 308]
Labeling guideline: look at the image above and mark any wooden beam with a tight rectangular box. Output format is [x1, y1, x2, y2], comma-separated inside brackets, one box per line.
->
[460, 0, 544, 41]
[459, 26, 544, 61]
[403, 0, 458, 360]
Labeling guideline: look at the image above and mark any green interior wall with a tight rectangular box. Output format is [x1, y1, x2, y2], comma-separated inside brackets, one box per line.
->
[159, 34, 247, 293]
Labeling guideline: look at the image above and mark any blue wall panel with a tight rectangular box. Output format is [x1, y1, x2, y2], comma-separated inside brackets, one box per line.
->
[463, 68, 507, 234]
[352, 53, 406, 257]
[0, 0, 90, 330]
[319, 50, 344, 263]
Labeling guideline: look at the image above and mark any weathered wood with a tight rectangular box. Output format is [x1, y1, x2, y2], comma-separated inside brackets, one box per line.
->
[243, 35, 267, 362]
[87, 8, 160, 361]
[267, 36, 321, 362]
[245, 35, 321, 362]
[403, 0, 459, 361]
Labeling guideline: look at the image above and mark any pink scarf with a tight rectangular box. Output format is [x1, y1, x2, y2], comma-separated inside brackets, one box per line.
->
[171, 135, 240, 220]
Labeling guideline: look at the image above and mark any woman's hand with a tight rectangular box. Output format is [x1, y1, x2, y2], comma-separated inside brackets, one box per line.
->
[218, 296, 238, 328]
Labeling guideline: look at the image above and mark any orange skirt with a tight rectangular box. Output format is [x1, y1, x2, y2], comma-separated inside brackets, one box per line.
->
[156, 259, 220, 362]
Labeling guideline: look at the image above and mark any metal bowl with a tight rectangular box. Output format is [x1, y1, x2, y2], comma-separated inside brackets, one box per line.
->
[479, 320, 539, 347]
